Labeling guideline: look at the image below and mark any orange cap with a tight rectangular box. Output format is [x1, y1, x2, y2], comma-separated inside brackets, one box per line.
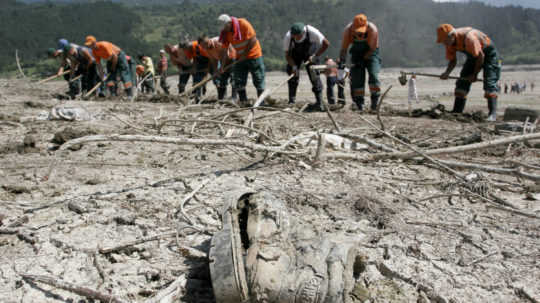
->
[84, 35, 97, 46]
[353, 14, 368, 33]
[136, 65, 144, 76]
[436, 24, 454, 43]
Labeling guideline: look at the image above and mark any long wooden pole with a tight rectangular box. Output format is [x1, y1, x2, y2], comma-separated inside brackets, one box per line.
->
[180, 60, 239, 97]
[84, 75, 109, 98]
[38, 70, 70, 84]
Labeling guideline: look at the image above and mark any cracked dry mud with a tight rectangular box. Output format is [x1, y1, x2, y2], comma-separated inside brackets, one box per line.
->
[0, 67, 539, 303]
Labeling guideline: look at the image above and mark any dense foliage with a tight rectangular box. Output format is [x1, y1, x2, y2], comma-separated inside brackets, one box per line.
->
[2, 0, 540, 75]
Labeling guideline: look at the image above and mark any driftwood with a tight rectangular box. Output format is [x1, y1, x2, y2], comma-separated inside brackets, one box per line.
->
[22, 274, 128, 303]
[57, 134, 307, 156]
[374, 132, 540, 160]
[15, 49, 26, 79]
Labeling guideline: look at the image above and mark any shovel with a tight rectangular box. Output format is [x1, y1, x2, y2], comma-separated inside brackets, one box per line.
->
[398, 71, 482, 86]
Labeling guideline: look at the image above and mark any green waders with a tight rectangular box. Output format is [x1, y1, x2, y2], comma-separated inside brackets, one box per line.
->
[350, 39, 381, 111]
[454, 44, 501, 120]
[233, 56, 265, 104]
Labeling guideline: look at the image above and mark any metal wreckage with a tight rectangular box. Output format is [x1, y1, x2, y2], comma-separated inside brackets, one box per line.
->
[209, 190, 363, 303]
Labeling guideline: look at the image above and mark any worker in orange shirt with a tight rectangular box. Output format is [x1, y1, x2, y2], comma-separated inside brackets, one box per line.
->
[217, 14, 265, 106]
[198, 34, 237, 100]
[339, 14, 381, 112]
[436, 24, 501, 121]
[84, 35, 136, 100]
[177, 39, 210, 102]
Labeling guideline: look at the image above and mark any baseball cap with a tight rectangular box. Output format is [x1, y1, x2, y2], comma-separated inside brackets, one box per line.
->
[84, 35, 97, 46]
[57, 39, 69, 51]
[436, 24, 455, 43]
[290, 22, 305, 35]
[353, 14, 368, 33]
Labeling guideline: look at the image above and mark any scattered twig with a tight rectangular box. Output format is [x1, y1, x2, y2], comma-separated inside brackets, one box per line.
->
[175, 176, 217, 223]
[92, 252, 106, 287]
[98, 231, 176, 254]
[159, 118, 278, 144]
[144, 274, 187, 303]
[376, 85, 392, 131]
[437, 159, 540, 182]
[21, 274, 128, 303]
[373, 132, 540, 161]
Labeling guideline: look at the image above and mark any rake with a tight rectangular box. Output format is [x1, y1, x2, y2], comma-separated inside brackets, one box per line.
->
[398, 71, 482, 86]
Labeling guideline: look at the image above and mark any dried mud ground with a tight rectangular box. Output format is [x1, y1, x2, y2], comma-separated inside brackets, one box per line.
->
[0, 66, 539, 303]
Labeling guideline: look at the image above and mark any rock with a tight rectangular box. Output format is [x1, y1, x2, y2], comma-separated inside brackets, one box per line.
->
[503, 107, 540, 122]
[23, 101, 47, 108]
[495, 122, 536, 133]
[114, 214, 136, 225]
[67, 201, 89, 214]
[51, 127, 98, 145]
[2, 184, 32, 194]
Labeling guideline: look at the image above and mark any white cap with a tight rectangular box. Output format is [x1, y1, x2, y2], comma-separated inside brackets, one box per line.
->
[218, 14, 232, 25]
[159, 49, 165, 54]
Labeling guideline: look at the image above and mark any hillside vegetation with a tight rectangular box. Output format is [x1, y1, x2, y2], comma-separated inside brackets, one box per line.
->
[2, 0, 540, 75]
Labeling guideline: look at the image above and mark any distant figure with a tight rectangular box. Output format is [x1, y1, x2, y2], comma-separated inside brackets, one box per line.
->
[522, 82, 527, 93]
[532, 81, 535, 92]
[138, 54, 155, 94]
[436, 24, 501, 121]
[157, 50, 170, 95]
[504, 82, 508, 94]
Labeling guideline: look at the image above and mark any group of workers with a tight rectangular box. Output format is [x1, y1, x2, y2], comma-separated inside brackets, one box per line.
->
[47, 13, 502, 120]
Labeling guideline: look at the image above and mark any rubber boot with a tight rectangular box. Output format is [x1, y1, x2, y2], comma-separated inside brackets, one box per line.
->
[288, 79, 298, 105]
[487, 97, 497, 122]
[231, 87, 238, 101]
[178, 84, 185, 94]
[217, 87, 226, 100]
[370, 95, 379, 111]
[314, 91, 325, 111]
[452, 97, 466, 113]
[125, 87, 134, 102]
[353, 96, 365, 111]
[109, 85, 117, 97]
[238, 89, 248, 107]
[257, 89, 265, 107]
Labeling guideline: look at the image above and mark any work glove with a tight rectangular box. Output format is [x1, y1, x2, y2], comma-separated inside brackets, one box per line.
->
[292, 65, 299, 76]
[307, 55, 320, 65]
